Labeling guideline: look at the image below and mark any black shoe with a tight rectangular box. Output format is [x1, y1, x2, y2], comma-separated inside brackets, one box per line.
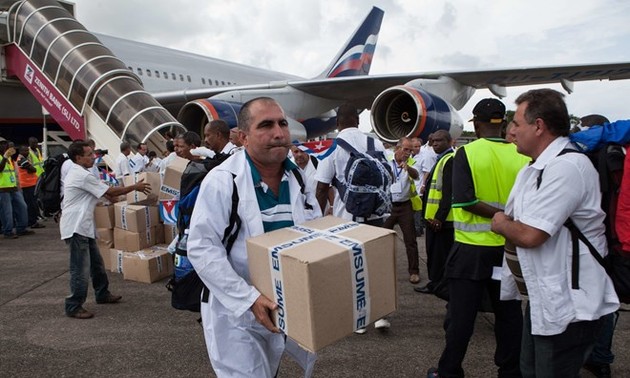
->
[30, 222, 46, 229]
[414, 285, 434, 294]
[66, 307, 94, 319]
[583, 362, 611, 378]
[3, 233, 18, 239]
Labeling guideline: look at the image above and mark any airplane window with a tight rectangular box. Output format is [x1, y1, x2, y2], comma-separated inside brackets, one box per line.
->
[146, 69, 152, 77]
[227, 82, 231, 85]
[171, 73, 176, 80]
[164, 72, 168, 79]
[155, 71, 160, 78]
[179, 74, 184, 81]
[202, 78, 206, 85]
[187, 75, 191, 82]
[215, 80, 219, 86]
[137, 68, 143, 76]
[128, 66, 132, 71]
[221, 81, 225, 85]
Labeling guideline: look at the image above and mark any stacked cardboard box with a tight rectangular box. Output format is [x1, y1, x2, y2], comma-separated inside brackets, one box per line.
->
[113, 202, 164, 251]
[94, 204, 116, 270]
[123, 172, 162, 205]
[163, 224, 178, 244]
[159, 156, 188, 201]
[122, 245, 173, 283]
[247, 216, 397, 352]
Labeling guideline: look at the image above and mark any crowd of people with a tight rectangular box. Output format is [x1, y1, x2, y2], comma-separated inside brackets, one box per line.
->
[2, 89, 623, 378]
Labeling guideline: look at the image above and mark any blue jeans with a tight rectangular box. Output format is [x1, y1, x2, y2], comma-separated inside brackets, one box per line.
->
[521, 304, 603, 378]
[587, 311, 618, 365]
[64, 234, 110, 315]
[0, 190, 28, 235]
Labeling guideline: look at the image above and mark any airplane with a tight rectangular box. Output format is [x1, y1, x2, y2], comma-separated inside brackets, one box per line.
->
[1, 0, 630, 158]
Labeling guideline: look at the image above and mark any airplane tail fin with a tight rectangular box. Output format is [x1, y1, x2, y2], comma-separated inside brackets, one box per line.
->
[317, 7, 384, 79]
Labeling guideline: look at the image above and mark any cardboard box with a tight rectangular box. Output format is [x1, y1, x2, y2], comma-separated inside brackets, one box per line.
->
[114, 203, 160, 233]
[123, 172, 161, 205]
[110, 248, 133, 273]
[94, 205, 115, 229]
[96, 228, 114, 248]
[99, 245, 112, 271]
[247, 216, 397, 352]
[113, 225, 164, 252]
[123, 246, 173, 283]
[159, 156, 188, 200]
[163, 223, 178, 244]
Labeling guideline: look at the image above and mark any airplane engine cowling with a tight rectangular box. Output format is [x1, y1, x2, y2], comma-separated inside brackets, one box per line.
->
[371, 85, 464, 143]
[177, 98, 307, 141]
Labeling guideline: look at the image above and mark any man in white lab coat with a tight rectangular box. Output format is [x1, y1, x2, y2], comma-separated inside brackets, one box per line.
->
[187, 97, 321, 377]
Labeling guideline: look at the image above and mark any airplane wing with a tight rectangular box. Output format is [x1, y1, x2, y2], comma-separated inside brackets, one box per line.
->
[152, 62, 630, 111]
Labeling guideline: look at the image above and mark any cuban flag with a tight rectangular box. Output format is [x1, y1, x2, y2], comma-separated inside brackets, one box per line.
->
[98, 168, 120, 187]
[298, 139, 337, 160]
[159, 199, 179, 225]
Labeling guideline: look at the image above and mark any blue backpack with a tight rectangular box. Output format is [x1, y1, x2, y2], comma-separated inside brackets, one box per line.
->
[333, 137, 392, 219]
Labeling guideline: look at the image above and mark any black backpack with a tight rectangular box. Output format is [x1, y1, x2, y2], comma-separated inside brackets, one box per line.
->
[34, 153, 69, 216]
[537, 146, 630, 302]
[332, 137, 392, 219]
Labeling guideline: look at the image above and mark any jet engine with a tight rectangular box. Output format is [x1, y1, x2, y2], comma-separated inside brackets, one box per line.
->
[177, 98, 307, 141]
[371, 85, 464, 143]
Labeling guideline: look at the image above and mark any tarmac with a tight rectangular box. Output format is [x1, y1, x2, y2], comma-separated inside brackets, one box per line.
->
[1, 219, 629, 378]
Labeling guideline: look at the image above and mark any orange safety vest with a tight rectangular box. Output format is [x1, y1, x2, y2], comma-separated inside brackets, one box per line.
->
[16, 156, 38, 188]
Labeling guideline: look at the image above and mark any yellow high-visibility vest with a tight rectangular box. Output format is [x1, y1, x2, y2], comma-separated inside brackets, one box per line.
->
[452, 138, 530, 246]
[29, 148, 44, 177]
[425, 151, 454, 221]
[0, 157, 18, 189]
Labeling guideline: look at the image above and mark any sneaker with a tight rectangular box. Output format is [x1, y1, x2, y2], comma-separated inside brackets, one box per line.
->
[3, 233, 18, 239]
[409, 274, 421, 284]
[96, 294, 122, 304]
[354, 328, 367, 335]
[16, 230, 35, 236]
[30, 222, 46, 229]
[426, 367, 439, 378]
[374, 318, 391, 329]
[67, 307, 94, 319]
[583, 362, 611, 378]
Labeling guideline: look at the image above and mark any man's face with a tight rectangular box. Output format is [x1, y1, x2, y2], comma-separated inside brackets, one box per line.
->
[411, 139, 421, 156]
[395, 140, 413, 162]
[290, 146, 309, 169]
[511, 102, 538, 157]
[242, 101, 290, 166]
[432, 134, 450, 155]
[174, 138, 184, 158]
[176, 138, 194, 160]
[138, 144, 148, 156]
[204, 126, 221, 152]
[77, 146, 95, 168]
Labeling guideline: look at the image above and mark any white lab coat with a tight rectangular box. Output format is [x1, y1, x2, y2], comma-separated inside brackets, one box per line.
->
[187, 151, 321, 377]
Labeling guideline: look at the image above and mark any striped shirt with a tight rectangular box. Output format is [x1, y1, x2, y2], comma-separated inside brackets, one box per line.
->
[246, 152, 297, 232]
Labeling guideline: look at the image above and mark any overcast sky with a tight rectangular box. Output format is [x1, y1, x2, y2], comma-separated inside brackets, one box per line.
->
[69, 0, 630, 131]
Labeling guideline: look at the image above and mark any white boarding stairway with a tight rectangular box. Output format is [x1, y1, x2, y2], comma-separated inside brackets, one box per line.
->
[1, 0, 185, 163]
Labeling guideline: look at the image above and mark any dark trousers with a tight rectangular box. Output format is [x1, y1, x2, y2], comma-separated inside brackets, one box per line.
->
[425, 226, 454, 285]
[383, 200, 419, 275]
[521, 304, 603, 378]
[438, 278, 523, 378]
[21, 185, 39, 226]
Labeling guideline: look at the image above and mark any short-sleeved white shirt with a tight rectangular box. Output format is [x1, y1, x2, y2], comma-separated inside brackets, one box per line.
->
[114, 153, 131, 177]
[419, 144, 438, 174]
[501, 136, 619, 335]
[314, 127, 386, 221]
[59, 163, 109, 240]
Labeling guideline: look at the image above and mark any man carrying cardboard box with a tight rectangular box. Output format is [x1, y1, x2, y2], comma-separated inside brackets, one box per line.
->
[60, 141, 151, 319]
[188, 97, 320, 377]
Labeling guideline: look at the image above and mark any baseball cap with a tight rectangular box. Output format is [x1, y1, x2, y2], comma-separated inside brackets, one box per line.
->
[469, 98, 506, 124]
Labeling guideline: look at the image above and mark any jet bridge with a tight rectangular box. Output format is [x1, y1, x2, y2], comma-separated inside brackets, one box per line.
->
[1, 0, 185, 159]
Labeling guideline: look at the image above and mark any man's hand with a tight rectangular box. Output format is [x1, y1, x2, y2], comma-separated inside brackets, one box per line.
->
[250, 294, 280, 333]
[491, 211, 512, 235]
[427, 219, 442, 232]
[133, 179, 151, 194]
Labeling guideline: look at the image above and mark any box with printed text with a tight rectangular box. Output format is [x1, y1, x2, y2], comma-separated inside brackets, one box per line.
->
[114, 202, 160, 233]
[113, 225, 164, 252]
[247, 216, 397, 352]
[159, 156, 188, 200]
[122, 245, 173, 283]
[123, 172, 161, 205]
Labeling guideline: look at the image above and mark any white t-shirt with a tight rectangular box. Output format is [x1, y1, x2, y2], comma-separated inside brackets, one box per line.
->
[314, 127, 387, 221]
[59, 158, 74, 196]
[59, 164, 109, 240]
[114, 153, 131, 177]
[419, 144, 438, 174]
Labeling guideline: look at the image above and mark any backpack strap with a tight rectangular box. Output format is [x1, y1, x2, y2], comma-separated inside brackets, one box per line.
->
[563, 218, 609, 290]
[203, 174, 242, 304]
[290, 167, 314, 210]
[310, 154, 319, 169]
[536, 148, 578, 190]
